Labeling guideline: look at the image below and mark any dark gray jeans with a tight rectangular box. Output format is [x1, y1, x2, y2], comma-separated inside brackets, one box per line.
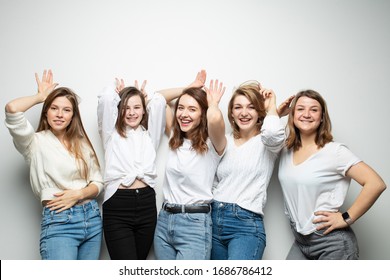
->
[287, 225, 359, 260]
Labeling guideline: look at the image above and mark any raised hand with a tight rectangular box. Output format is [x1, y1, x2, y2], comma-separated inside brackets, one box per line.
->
[260, 87, 277, 113]
[135, 80, 148, 101]
[205, 79, 226, 106]
[115, 78, 125, 93]
[277, 95, 295, 117]
[188, 69, 206, 88]
[35, 69, 58, 102]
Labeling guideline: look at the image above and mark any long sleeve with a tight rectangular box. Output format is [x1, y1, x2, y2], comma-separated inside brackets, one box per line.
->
[146, 91, 166, 151]
[4, 112, 35, 160]
[85, 146, 104, 195]
[97, 83, 121, 149]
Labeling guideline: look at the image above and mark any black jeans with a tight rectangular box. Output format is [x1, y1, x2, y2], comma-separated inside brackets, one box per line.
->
[103, 187, 157, 260]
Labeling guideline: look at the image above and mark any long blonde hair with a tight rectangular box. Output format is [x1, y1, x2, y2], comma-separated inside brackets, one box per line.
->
[37, 87, 100, 179]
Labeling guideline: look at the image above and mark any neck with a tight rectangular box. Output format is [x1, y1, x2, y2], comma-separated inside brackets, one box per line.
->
[300, 133, 317, 148]
[238, 128, 258, 141]
[50, 129, 69, 148]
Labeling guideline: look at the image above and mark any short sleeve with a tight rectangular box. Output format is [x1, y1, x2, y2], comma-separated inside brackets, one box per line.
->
[336, 143, 362, 176]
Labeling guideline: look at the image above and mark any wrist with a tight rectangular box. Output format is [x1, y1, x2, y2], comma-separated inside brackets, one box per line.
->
[342, 211, 354, 226]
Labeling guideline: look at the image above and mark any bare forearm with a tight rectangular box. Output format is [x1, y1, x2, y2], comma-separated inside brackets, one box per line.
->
[5, 94, 44, 113]
[79, 183, 100, 201]
[348, 181, 386, 222]
[158, 87, 185, 103]
[207, 104, 226, 155]
[266, 104, 278, 116]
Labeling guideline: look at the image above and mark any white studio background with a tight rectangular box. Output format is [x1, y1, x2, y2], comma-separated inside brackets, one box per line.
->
[0, 0, 389, 260]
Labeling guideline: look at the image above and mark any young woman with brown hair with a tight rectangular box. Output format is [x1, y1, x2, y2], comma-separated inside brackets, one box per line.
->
[5, 70, 103, 259]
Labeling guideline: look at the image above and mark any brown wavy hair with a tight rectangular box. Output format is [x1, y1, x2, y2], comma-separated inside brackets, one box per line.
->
[228, 81, 266, 139]
[115, 87, 148, 138]
[286, 89, 333, 151]
[169, 87, 209, 154]
[37, 87, 100, 179]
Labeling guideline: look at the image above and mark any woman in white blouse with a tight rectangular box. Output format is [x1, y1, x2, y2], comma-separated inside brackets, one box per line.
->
[153, 71, 227, 260]
[211, 81, 289, 260]
[97, 78, 166, 259]
[278, 89, 386, 259]
[5, 70, 103, 259]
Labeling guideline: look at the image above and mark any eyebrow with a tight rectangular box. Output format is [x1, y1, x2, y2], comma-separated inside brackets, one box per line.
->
[51, 104, 72, 110]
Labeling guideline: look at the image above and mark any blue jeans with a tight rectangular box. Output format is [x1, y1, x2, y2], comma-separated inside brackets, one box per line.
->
[40, 200, 102, 260]
[153, 206, 212, 260]
[287, 223, 359, 260]
[211, 201, 266, 260]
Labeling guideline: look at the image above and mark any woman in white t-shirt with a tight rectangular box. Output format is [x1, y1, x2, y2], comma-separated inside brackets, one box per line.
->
[153, 70, 227, 260]
[278, 89, 386, 260]
[211, 81, 289, 260]
[5, 70, 103, 259]
[97, 78, 166, 259]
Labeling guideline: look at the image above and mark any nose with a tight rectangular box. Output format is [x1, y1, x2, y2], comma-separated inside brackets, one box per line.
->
[56, 109, 63, 118]
[303, 109, 311, 118]
[240, 108, 248, 116]
[128, 108, 135, 115]
[180, 109, 189, 117]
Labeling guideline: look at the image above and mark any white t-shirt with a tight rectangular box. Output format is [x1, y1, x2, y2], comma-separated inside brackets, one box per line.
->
[213, 115, 285, 215]
[97, 84, 166, 202]
[278, 142, 361, 235]
[163, 138, 222, 205]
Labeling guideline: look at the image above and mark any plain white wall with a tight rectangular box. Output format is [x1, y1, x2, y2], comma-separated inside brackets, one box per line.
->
[0, 0, 389, 260]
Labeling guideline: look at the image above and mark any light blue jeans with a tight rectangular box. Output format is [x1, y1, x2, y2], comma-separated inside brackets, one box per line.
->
[40, 200, 102, 260]
[211, 201, 266, 260]
[153, 207, 212, 260]
[287, 223, 359, 260]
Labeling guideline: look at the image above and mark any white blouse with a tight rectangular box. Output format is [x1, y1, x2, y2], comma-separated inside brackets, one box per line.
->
[278, 142, 361, 235]
[5, 112, 103, 202]
[97, 84, 166, 202]
[213, 115, 285, 215]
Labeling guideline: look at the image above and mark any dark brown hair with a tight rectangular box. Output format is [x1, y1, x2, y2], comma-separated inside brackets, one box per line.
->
[169, 87, 209, 154]
[115, 87, 148, 138]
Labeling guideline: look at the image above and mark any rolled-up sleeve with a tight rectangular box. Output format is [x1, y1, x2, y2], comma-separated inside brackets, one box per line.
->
[260, 115, 286, 154]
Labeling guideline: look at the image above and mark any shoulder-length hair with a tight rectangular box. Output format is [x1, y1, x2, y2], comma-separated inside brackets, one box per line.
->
[169, 87, 209, 154]
[228, 81, 266, 139]
[286, 89, 333, 151]
[115, 87, 148, 138]
[37, 87, 100, 179]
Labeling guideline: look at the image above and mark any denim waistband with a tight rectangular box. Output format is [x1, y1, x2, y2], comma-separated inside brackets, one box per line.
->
[211, 200, 263, 218]
[42, 199, 99, 215]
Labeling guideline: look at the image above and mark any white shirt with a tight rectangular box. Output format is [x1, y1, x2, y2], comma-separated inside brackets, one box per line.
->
[5, 112, 103, 202]
[213, 115, 285, 215]
[278, 142, 361, 235]
[163, 138, 222, 205]
[97, 84, 166, 202]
